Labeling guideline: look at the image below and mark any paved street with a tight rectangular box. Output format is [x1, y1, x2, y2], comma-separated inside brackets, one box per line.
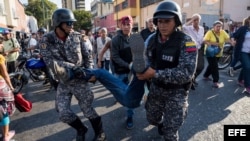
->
[8, 68, 250, 141]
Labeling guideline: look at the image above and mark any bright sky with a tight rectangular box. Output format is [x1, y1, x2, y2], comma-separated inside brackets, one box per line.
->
[22, 0, 91, 10]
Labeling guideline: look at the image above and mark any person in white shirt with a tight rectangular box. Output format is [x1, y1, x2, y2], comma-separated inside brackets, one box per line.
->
[223, 18, 232, 34]
[183, 13, 205, 87]
[96, 28, 111, 71]
[26, 33, 37, 57]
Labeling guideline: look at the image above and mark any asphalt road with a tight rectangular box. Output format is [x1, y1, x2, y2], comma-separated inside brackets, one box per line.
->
[8, 67, 250, 141]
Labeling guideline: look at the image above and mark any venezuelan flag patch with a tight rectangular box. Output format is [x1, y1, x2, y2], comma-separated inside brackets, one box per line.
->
[185, 41, 197, 53]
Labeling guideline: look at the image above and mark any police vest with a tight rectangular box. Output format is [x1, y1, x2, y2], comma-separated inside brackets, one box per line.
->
[147, 31, 185, 70]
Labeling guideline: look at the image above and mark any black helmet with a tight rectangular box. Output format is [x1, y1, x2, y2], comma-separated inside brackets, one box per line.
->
[153, 0, 182, 26]
[51, 8, 77, 27]
[38, 27, 47, 34]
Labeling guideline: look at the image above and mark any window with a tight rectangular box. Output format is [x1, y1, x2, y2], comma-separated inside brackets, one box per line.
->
[115, 5, 120, 12]
[122, 0, 128, 9]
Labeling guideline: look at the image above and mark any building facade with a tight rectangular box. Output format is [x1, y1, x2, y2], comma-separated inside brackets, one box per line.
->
[91, 0, 115, 33]
[112, 0, 250, 31]
[113, 0, 139, 31]
[0, 0, 31, 33]
[62, 0, 86, 11]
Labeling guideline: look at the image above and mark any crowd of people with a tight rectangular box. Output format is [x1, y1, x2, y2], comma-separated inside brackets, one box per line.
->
[0, 0, 249, 141]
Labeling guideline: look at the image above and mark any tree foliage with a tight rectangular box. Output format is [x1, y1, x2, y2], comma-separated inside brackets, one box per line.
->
[24, 0, 57, 27]
[73, 10, 92, 32]
[25, 1, 92, 32]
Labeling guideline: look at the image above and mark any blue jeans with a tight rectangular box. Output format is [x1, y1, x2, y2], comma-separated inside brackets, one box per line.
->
[104, 59, 110, 71]
[91, 69, 145, 109]
[238, 52, 250, 88]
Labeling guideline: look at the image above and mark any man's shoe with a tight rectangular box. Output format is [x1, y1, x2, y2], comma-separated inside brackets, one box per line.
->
[129, 33, 146, 73]
[244, 87, 250, 94]
[158, 123, 164, 136]
[50, 61, 73, 84]
[126, 116, 134, 130]
[212, 82, 224, 88]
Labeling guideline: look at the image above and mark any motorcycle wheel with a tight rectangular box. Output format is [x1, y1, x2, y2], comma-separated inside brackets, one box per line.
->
[10, 74, 24, 94]
[218, 53, 232, 70]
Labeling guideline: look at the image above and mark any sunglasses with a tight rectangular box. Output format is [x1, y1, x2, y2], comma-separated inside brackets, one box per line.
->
[64, 21, 74, 26]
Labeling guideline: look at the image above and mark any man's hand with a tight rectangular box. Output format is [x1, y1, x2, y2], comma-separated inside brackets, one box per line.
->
[97, 61, 102, 68]
[136, 67, 156, 80]
[88, 76, 96, 83]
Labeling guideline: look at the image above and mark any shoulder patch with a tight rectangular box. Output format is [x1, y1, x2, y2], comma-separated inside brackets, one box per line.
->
[41, 43, 47, 49]
[185, 41, 197, 52]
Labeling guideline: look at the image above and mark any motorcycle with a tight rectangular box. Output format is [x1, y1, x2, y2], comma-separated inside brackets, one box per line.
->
[9, 71, 28, 94]
[218, 43, 233, 70]
[9, 51, 46, 93]
[18, 50, 47, 82]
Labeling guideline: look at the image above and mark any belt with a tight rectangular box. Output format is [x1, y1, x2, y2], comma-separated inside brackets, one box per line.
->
[152, 79, 191, 91]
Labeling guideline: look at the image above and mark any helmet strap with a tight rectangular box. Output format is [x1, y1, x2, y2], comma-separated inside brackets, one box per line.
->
[58, 24, 69, 36]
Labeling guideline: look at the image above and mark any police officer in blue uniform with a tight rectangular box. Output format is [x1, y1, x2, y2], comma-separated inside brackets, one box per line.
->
[136, 1, 198, 140]
[39, 9, 106, 141]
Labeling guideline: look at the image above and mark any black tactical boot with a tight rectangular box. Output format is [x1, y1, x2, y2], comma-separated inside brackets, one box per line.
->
[89, 116, 107, 141]
[76, 127, 88, 141]
[158, 123, 164, 136]
[68, 118, 88, 141]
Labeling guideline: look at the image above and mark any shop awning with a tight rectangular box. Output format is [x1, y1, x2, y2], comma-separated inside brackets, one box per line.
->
[0, 27, 7, 33]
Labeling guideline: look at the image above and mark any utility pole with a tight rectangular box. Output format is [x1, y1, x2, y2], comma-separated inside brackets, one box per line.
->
[42, 0, 45, 27]
[116, 0, 118, 28]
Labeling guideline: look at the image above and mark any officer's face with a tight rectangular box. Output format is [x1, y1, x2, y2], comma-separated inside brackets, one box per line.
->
[38, 32, 43, 39]
[157, 18, 175, 37]
[62, 21, 74, 33]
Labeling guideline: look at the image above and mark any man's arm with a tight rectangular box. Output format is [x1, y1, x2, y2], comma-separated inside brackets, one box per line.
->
[97, 40, 111, 68]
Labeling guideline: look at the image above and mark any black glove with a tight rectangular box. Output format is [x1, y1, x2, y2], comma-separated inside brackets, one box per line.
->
[72, 67, 85, 79]
[72, 67, 94, 81]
